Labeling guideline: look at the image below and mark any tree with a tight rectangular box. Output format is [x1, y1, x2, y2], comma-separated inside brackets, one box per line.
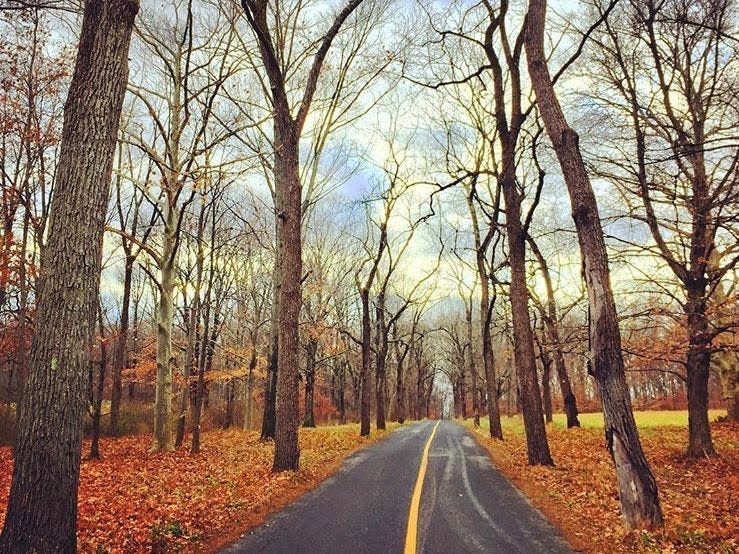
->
[239, 0, 367, 471]
[525, 0, 664, 529]
[125, 0, 243, 451]
[585, 0, 739, 456]
[0, 0, 139, 550]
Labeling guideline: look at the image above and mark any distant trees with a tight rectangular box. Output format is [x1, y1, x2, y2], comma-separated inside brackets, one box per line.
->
[0, 0, 139, 550]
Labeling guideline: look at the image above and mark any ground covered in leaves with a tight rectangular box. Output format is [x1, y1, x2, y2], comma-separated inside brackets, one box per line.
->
[0, 424, 397, 553]
[467, 412, 738, 554]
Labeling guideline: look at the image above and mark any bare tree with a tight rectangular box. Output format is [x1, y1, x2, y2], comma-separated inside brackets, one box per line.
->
[525, 0, 664, 529]
[239, 0, 368, 470]
[585, 0, 739, 456]
[0, 0, 138, 549]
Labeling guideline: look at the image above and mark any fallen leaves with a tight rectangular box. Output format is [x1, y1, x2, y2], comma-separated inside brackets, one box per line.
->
[467, 417, 738, 553]
[0, 424, 397, 553]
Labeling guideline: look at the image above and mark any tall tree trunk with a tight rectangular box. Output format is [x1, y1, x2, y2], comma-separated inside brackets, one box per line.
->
[224, 378, 235, 429]
[525, 0, 663, 528]
[501, 175, 553, 465]
[338, 359, 347, 424]
[375, 302, 388, 431]
[272, 125, 302, 471]
[175, 303, 197, 448]
[467, 191, 503, 438]
[466, 305, 480, 426]
[391, 326, 406, 424]
[537, 331, 553, 424]
[359, 288, 372, 435]
[685, 289, 716, 456]
[0, 1, 138, 549]
[110, 255, 133, 436]
[153, 221, 176, 452]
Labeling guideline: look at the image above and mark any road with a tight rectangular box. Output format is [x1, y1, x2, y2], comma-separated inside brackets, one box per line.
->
[221, 420, 574, 554]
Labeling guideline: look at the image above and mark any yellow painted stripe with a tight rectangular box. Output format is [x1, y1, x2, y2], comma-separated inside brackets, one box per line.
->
[404, 420, 440, 554]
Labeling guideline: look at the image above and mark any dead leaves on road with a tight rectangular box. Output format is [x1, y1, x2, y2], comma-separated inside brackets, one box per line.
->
[469, 419, 738, 553]
[0, 425, 395, 553]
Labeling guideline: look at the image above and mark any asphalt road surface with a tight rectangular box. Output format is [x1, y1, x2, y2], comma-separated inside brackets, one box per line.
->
[221, 420, 574, 554]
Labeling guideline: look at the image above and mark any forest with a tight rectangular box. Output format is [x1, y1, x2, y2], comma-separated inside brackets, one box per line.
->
[0, 0, 737, 552]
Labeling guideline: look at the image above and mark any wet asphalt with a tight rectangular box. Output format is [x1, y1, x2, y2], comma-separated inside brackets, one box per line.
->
[220, 420, 574, 554]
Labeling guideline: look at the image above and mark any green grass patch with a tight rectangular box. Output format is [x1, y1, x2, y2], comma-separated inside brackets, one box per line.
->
[552, 409, 726, 429]
[469, 409, 727, 437]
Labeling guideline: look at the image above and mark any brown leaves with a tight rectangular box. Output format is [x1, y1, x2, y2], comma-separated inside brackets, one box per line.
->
[468, 418, 738, 553]
[0, 424, 396, 553]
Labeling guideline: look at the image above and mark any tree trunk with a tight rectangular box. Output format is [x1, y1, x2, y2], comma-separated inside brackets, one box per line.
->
[261, 261, 279, 440]
[525, 0, 663, 528]
[153, 226, 176, 452]
[272, 124, 302, 471]
[360, 288, 372, 436]
[394, 347, 406, 424]
[538, 333, 553, 424]
[685, 289, 716, 456]
[0, 1, 137, 550]
[466, 306, 480, 426]
[467, 191, 503, 438]
[303, 339, 317, 427]
[244, 347, 257, 431]
[110, 255, 133, 436]
[375, 302, 388, 431]
[224, 378, 235, 429]
[501, 174, 553, 465]
[338, 360, 347, 424]
[175, 304, 197, 448]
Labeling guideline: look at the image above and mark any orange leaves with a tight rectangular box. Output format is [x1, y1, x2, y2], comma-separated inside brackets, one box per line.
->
[0, 424, 393, 553]
[468, 418, 739, 553]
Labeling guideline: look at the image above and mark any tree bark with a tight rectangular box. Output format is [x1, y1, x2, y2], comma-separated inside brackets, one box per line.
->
[537, 330, 553, 424]
[685, 289, 715, 456]
[244, 346, 257, 430]
[0, 1, 137, 550]
[272, 124, 302, 470]
[359, 287, 372, 436]
[465, 303, 480, 426]
[303, 338, 317, 427]
[153, 221, 176, 452]
[375, 299, 388, 430]
[467, 194, 503, 438]
[525, 0, 663, 528]
[501, 175, 553, 464]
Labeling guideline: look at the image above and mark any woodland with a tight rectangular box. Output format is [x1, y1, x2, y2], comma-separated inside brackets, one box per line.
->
[0, 0, 737, 552]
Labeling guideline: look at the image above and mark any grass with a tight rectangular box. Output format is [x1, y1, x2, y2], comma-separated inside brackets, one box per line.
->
[477, 410, 728, 439]
[552, 409, 727, 430]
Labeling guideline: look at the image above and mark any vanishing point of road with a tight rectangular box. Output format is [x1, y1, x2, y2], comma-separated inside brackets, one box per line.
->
[221, 420, 574, 554]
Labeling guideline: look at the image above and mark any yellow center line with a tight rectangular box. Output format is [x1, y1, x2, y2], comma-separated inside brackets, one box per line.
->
[404, 420, 441, 554]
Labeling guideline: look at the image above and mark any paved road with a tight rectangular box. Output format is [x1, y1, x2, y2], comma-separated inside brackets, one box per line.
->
[221, 421, 573, 554]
